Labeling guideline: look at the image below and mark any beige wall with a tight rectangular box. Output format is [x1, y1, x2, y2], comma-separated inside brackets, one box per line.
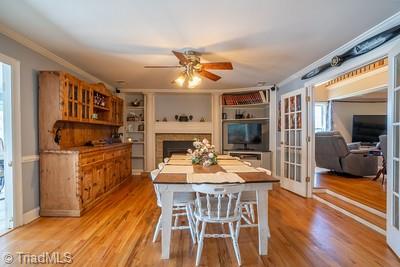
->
[332, 102, 387, 142]
[315, 69, 388, 102]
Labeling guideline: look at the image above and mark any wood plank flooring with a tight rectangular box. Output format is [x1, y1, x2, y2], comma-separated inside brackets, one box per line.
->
[0, 176, 398, 266]
[315, 170, 386, 213]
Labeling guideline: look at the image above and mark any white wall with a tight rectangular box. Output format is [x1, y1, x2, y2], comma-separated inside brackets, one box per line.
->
[155, 93, 211, 122]
[332, 101, 387, 142]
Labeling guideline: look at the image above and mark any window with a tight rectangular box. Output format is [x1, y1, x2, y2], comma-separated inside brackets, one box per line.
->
[315, 102, 328, 132]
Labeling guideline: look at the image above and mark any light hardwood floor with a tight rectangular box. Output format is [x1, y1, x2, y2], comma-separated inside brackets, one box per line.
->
[0, 176, 398, 266]
[315, 170, 386, 213]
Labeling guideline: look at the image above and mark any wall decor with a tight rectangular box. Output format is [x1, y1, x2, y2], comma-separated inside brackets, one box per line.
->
[301, 24, 400, 80]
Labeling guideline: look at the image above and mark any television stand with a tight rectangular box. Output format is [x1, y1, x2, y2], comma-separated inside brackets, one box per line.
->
[224, 150, 271, 170]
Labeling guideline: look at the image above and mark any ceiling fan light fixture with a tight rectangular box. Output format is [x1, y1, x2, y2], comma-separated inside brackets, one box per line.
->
[175, 73, 186, 87]
[188, 74, 201, 88]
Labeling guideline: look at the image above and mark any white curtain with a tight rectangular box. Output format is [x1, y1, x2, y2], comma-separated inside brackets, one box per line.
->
[325, 101, 333, 131]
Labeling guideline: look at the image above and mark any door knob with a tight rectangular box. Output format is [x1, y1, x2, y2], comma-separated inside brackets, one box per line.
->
[7, 161, 12, 167]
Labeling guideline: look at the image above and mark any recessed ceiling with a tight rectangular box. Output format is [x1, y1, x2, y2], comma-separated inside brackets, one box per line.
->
[0, 0, 399, 89]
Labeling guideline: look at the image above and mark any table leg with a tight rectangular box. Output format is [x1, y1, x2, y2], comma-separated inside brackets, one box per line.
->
[256, 189, 268, 255]
[160, 191, 173, 259]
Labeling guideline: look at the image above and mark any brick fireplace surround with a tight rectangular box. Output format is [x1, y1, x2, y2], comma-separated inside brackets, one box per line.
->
[155, 133, 211, 164]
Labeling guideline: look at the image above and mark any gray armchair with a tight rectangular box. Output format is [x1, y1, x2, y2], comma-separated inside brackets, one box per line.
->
[315, 131, 378, 177]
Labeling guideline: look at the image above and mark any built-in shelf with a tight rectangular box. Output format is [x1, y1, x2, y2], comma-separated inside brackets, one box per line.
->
[222, 117, 270, 122]
[93, 105, 110, 111]
[222, 103, 269, 109]
[131, 141, 144, 144]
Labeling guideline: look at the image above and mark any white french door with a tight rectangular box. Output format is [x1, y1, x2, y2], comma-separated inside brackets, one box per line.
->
[387, 43, 400, 256]
[280, 88, 308, 197]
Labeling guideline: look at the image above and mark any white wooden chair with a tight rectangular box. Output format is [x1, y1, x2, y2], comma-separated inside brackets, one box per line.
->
[192, 184, 244, 266]
[150, 169, 196, 244]
[241, 167, 272, 232]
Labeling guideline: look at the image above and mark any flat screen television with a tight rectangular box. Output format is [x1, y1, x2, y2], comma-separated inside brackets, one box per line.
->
[228, 123, 262, 150]
[352, 115, 387, 144]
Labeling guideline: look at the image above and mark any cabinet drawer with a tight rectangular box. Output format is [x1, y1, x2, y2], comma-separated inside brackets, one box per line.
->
[104, 150, 118, 160]
[80, 153, 104, 165]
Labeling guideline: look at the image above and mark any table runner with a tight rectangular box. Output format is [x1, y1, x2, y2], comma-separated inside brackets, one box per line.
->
[217, 159, 246, 166]
[186, 172, 245, 183]
[160, 165, 194, 174]
[221, 165, 261, 173]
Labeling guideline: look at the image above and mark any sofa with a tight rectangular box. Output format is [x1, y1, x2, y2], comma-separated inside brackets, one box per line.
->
[315, 131, 378, 177]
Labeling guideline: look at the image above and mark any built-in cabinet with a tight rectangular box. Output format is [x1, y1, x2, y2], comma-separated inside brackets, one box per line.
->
[39, 71, 132, 217]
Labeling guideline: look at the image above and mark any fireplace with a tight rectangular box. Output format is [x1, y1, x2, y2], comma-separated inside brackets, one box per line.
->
[163, 141, 193, 159]
[155, 133, 212, 164]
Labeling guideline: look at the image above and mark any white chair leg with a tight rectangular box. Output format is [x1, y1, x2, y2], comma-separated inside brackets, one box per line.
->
[186, 205, 196, 244]
[196, 221, 207, 266]
[153, 214, 162, 243]
[228, 222, 241, 265]
[235, 219, 241, 240]
[250, 204, 256, 223]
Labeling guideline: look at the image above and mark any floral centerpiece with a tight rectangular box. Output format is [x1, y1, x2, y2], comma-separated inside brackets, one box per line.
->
[187, 138, 218, 167]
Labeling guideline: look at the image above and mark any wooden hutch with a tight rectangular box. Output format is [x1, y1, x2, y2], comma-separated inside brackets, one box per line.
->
[39, 71, 131, 217]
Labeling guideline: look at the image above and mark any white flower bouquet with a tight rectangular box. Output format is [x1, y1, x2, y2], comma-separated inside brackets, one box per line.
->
[187, 138, 218, 167]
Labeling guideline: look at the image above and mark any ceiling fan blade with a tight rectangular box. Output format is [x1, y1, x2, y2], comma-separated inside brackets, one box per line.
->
[144, 65, 182, 68]
[201, 62, 233, 70]
[172, 50, 189, 65]
[199, 70, 221, 81]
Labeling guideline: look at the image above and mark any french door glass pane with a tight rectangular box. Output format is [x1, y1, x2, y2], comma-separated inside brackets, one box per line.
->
[296, 148, 301, 164]
[394, 195, 399, 230]
[296, 95, 301, 111]
[394, 161, 399, 194]
[290, 165, 295, 180]
[284, 163, 289, 177]
[290, 97, 295, 112]
[285, 115, 289, 129]
[285, 131, 289, 145]
[395, 126, 399, 159]
[396, 55, 400, 87]
[284, 147, 289, 161]
[296, 112, 302, 128]
[296, 166, 301, 182]
[395, 89, 400, 123]
[284, 98, 289, 113]
[290, 131, 295, 146]
[296, 130, 301, 147]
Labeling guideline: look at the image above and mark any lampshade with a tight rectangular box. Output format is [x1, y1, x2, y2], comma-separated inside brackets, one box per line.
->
[175, 73, 186, 87]
[188, 74, 201, 88]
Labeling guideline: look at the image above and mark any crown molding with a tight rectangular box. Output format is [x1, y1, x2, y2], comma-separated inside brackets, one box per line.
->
[278, 11, 400, 88]
[0, 23, 114, 90]
[120, 85, 273, 94]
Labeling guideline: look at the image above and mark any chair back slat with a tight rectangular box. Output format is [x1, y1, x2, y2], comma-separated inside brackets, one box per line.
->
[206, 194, 211, 218]
[192, 184, 244, 221]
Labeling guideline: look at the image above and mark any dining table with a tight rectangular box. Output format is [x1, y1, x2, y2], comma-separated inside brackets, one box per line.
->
[153, 154, 280, 259]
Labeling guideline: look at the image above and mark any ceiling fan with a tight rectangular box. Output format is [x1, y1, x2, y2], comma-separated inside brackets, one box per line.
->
[144, 50, 233, 88]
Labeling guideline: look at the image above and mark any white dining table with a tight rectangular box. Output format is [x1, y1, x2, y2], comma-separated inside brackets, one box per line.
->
[153, 163, 279, 259]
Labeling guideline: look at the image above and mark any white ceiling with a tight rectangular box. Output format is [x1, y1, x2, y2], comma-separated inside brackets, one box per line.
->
[0, 0, 400, 89]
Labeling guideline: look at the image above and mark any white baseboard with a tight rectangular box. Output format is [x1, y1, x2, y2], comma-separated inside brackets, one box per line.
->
[23, 207, 40, 224]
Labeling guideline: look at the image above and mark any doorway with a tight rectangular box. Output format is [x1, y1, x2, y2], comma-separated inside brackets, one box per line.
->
[0, 53, 22, 234]
[309, 58, 390, 236]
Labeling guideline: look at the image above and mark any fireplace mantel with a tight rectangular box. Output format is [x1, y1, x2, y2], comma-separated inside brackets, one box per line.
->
[154, 121, 212, 134]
